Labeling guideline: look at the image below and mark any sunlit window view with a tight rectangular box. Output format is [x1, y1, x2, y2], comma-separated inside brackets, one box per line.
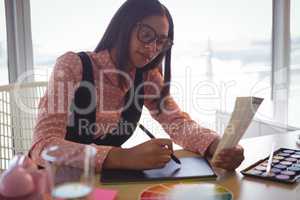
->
[160, 0, 272, 128]
[30, 0, 125, 81]
[30, 0, 273, 133]
[0, 0, 9, 85]
[289, 0, 300, 127]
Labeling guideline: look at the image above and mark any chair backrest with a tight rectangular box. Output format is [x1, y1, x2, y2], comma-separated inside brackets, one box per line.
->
[0, 81, 47, 170]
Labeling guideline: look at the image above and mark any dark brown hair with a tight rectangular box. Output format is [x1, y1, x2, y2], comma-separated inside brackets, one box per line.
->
[95, 0, 174, 114]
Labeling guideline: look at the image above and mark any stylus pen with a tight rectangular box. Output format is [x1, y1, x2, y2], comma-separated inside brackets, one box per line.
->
[138, 123, 181, 165]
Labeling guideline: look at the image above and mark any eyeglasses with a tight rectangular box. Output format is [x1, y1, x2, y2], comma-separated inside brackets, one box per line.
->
[136, 23, 173, 52]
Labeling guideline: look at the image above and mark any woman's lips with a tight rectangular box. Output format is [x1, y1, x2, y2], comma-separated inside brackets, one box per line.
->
[138, 52, 152, 63]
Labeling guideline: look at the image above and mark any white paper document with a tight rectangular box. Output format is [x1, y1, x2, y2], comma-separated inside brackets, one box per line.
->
[212, 97, 264, 162]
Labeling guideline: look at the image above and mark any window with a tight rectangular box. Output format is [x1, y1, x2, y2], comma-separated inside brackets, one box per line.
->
[30, 0, 273, 137]
[30, 0, 124, 81]
[160, 0, 272, 129]
[0, 1, 9, 85]
[289, 0, 300, 127]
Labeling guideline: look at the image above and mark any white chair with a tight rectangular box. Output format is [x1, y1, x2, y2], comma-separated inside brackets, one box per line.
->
[0, 81, 47, 171]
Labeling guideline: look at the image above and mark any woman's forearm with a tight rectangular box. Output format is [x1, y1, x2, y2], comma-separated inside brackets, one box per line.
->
[102, 147, 128, 169]
[206, 137, 220, 158]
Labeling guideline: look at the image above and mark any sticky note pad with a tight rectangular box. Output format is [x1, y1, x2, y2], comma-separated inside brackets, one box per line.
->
[55, 187, 118, 200]
[92, 188, 118, 200]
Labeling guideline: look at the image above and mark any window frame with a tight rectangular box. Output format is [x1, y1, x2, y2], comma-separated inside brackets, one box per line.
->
[271, 0, 291, 125]
[5, 0, 34, 83]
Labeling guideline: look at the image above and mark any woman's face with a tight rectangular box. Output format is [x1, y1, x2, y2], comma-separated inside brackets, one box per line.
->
[129, 15, 170, 68]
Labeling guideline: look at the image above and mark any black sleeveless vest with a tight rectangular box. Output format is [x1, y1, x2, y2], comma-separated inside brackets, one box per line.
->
[65, 52, 145, 147]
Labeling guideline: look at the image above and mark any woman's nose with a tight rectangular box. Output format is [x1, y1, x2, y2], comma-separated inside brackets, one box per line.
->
[144, 40, 159, 53]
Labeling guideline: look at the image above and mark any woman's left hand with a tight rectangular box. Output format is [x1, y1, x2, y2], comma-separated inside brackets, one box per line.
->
[212, 145, 245, 171]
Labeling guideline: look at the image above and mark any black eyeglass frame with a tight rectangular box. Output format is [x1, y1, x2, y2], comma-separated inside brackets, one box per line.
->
[136, 22, 173, 52]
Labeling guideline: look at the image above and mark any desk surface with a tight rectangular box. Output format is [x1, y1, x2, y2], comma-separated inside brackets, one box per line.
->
[98, 131, 300, 200]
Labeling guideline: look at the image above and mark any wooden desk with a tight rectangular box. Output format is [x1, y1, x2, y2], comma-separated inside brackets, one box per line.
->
[98, 131, 300, 200]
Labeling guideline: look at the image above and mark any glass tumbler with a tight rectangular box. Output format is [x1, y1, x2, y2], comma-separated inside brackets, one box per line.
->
[42, 145, 97, 199]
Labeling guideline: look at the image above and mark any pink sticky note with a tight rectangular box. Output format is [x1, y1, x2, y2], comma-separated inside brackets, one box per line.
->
[55, 188, 118, 200]
[91, 188, 118, 200]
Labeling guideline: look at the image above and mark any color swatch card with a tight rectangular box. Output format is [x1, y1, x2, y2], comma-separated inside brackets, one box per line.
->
[139, 183, 233, 200]
[241, 148, 300, 184]
[101, 157, 216, 183]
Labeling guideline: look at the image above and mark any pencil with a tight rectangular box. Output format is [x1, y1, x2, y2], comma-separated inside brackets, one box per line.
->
[138, 123, 181, 165]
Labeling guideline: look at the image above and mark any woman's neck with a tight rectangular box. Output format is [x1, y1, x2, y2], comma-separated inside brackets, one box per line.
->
[109, 48, 135, 71]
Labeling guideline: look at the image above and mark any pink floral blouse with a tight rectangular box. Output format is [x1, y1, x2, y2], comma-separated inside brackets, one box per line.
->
[29, 50, 218, 172]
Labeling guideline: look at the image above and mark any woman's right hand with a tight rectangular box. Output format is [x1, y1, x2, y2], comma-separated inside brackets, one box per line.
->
[103, 139, 173, 170]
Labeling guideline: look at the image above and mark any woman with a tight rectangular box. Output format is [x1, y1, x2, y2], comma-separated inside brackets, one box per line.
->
[29, 0, 244, 172]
